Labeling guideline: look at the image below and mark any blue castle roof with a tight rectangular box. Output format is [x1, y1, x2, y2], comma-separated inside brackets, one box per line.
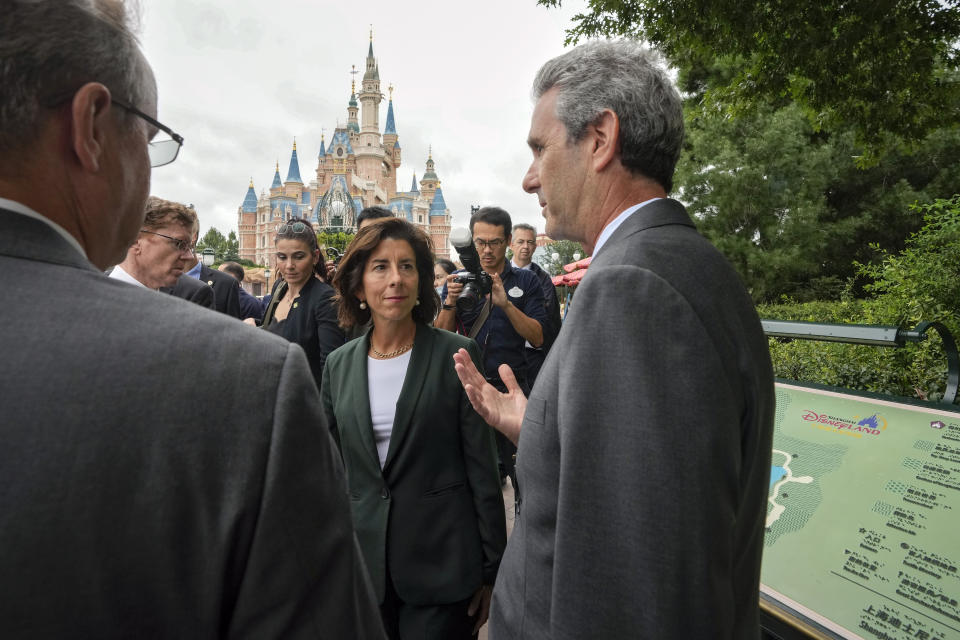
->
[241, 180, 258, 212]
[318, 137, 325, 158]
[286, 143, 303, 183]
[384, 99, 397, 135]
[328, 129, 355, 155]
[430, 188, 448, 216]
[409, 173, 419, 193]
[271, 165, 282, 189]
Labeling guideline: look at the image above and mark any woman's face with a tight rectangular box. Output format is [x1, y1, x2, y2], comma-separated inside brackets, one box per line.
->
[275, 238, 318, 288]
[360, 237, 420, 326]
[434, 263, 450, 289]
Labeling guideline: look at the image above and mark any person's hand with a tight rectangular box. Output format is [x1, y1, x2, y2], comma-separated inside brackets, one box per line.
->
[453, 348, 526, 445]
[444, 273, 464, 307]
[468, 584, 493, 634]
[324, 260, 336, 281]
[490, 272, 509, 308]
[242, 317, 257, 326]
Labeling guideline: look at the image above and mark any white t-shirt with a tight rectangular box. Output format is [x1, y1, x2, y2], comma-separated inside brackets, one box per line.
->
[367, 351, 413, 468]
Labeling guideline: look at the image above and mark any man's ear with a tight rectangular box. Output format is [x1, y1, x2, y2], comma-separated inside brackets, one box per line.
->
[70, 82, 114, 173]
[589, 109, 621, 172]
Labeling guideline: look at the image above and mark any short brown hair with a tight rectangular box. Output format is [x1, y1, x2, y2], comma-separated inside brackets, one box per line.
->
[143, 196, 196, 232]
[332, 218, 439, 328]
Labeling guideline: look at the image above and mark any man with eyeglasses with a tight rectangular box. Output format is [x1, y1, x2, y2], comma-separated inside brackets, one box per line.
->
[108, 197, 215, 311]
[437, 206, 546, 498]
[509, 223, 562, 388]
[165, 206, 242, 318]
[0, 1, 384, 637]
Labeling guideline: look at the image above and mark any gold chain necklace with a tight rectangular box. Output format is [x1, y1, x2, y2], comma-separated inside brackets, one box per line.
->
[369, 343, 414, 359]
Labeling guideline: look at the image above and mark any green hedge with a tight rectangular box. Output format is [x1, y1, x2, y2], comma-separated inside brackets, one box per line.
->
[757, 196, 960, 404]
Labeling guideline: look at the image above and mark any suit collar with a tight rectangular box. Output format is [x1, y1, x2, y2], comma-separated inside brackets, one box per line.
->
[0, 207, 97, 273]
[594, 198, 694, 257]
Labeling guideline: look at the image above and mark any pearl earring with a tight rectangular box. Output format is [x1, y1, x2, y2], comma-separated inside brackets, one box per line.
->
[359, 301, 367, 310]
[415, 298, 421, 306]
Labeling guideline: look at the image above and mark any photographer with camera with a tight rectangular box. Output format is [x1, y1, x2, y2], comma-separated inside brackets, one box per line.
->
[437, 207, 545, 499]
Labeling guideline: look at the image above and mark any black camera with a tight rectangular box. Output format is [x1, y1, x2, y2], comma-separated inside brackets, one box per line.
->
[450, 227, 493, 312]
[325, 246, 343, 265]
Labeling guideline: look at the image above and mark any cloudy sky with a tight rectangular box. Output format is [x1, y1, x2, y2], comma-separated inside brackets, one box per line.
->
[138, 0, 588, 241]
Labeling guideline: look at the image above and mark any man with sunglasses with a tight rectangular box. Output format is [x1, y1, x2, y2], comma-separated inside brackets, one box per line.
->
[0, 1, 384, 637]
[437, 206, 546, 498]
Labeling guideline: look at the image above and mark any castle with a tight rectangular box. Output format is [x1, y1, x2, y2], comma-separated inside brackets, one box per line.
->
[237, 33, 452, 266]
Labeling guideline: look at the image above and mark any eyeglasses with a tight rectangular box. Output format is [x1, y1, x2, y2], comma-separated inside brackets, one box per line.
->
[474, 238, 505, 250]
[111, 98, 184, 168]
[140, 229, 195, 254]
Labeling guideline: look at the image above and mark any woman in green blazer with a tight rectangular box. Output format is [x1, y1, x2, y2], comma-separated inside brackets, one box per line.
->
[321, 218, 506, 639]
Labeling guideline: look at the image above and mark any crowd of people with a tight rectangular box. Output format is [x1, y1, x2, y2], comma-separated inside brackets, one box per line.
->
[1, 1, 775, 638]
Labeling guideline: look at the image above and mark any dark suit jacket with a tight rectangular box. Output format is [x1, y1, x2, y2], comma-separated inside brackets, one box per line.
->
[161, 273, 216, 309]
[527, 261, 561, 352]
[489, 199, 775, 639]
[199, 263, 241, 318]
[321, 324, 506, 606]
[262, 277, 345, 393]
[0, 209, 385, 639]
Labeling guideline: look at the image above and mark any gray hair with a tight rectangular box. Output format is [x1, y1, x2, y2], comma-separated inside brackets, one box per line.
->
[0, 0, 149, 155]
[512, 223, 537, 235]
[533, 40, 684, 192]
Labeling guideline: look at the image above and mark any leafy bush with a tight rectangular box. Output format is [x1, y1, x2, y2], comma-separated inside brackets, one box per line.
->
[758, 196, 960, 403]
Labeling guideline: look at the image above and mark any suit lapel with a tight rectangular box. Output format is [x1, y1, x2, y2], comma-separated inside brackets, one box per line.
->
[348, 332, 381, 470]
[382, 323, 433, 472]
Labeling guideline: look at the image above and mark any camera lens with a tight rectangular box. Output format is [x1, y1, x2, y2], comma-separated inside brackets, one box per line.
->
[457, 283, 480, 312]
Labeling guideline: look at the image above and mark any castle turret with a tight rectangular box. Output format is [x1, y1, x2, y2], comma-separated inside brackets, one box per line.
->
[347, 70, 360, 134]
[285, 139, 303, 184]
[270, 160, 282, 194]
[419, 147, 439, 202]
[241, 178, 258, 212]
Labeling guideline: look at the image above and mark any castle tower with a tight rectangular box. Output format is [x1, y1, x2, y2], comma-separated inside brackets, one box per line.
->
[347, 71, 360, 135]
[237, 178, 258, 262]
[355, 29, 387, 193]
[315, 133, 327, 187]
[419, 147, 439, 203]
[283, 139, 304, 201]
[429, 187, 452, 259]
[383, 84, 401, 200]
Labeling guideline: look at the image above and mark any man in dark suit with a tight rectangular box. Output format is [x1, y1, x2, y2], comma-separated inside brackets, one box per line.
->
[0, 1, 384, 637]
[509, 222, 561, 387]
[454, 40, 775, 638]
[170, 209, 242, 318]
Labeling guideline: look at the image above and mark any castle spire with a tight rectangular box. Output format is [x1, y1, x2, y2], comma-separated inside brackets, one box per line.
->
[241, 178, 258, 212]
[410, 173, 419, 193]
[271, 160, 282, 189]
[384, 84, 397, 136]
[285, 140, 302, 183]
[318, 133, 326, 159]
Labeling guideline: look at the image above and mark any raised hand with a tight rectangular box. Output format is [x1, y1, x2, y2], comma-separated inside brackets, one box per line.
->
[453, 348, 526, 445]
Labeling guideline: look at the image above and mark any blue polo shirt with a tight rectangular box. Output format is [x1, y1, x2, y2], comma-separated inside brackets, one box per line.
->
[442, 263, 546, 386]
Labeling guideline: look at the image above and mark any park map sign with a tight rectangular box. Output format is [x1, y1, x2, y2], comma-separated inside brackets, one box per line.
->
[761, 382, 960, 640]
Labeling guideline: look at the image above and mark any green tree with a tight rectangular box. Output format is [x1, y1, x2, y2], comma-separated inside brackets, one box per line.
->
[539, 240, 586, 276]
[224, 231, 240, 262]
[538, 0, 960, 163]
[196, 227, 228, 262]
[317, 230, 355, 262]
[678, 91, 960, 302]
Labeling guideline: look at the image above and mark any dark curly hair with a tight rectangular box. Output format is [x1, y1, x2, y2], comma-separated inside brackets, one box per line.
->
[332, 217, 440, 328]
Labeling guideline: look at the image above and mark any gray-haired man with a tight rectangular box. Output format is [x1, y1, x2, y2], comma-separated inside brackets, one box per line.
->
[0, 1, 383, 636]
[455, 40, 775, 639]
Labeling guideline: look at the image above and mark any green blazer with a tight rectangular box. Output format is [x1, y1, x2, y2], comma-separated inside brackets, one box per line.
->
[320, 323, 506, 606]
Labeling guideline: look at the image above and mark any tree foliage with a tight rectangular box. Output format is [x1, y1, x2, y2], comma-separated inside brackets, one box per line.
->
[758, 198, 960, 403]
[538, 239, 586, 276]
[539, 0, 960, 163]
[195, 227, 239, 263]
[678, 86, 960, 301]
